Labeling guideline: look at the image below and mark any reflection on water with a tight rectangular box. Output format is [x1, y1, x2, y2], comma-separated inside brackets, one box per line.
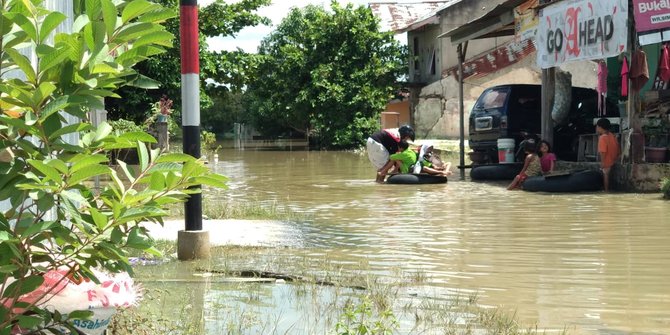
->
[150, 149, 670, 334]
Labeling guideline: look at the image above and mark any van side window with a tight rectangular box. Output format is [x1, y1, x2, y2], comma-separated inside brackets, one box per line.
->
[476, 88, 509, 109]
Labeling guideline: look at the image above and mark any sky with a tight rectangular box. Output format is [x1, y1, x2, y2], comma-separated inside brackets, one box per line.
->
[202, 0, 408, 53]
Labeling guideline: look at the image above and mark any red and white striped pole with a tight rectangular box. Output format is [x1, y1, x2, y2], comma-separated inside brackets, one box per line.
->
[178, 0, 208, 260]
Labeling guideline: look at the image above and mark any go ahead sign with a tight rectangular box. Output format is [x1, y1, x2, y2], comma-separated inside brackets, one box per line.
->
[536, 0, 628, 69]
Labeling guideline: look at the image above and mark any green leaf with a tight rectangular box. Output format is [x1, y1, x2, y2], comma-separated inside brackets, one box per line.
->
[136, 141, 149, 172]
[72, 14, 90, 33]
[111, 227, 123, 243]
[148, 172, 165, 191]
[27, 160, 63, 184]
[46, 159, 69, 175]
[70, 154, 109, 173]
[40, 95, 70, 120]
[138, 7, 177, 23]
[85, 0, 102, 22]
[132, 30, 173, 48]
[126, 228, 152, 249]
[21, 221, 55, 238]
[122, 0, 158, 23]
[118, 131, 156, 143]
[5, 48, 36, 83]
[39, 46, 71, 74]
[89, 208, 108, 230]
[48, 122, 93, 141]
[117, 160, 136, 183]
[67, 310, 94, 320]
[100, 0, 118, 39]
[156, 153, 196, 163]
[193, 175, 228, 189]
[6, 12, 37, 42]
[17, 315, 43, 329]
[127, 73, 161, 89]
[116, 45, 165, 66]
[69, 164, 110, 185]
[2, 275, 44, 298]
[0, 265, 19, 273]
[39, 11, 68, 43]
[94, 122, 113, 142]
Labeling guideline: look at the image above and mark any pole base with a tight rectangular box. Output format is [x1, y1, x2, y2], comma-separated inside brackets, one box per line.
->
[177, 230, 210, 260]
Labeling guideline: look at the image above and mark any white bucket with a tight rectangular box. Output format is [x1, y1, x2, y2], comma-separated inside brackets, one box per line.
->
[497, 138, 515, 164]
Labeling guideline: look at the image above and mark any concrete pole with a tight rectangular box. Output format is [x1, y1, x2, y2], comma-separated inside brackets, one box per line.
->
[541, 67, 555, 145]
[457, 42, 468, 180]
[178, 0, 209, 260]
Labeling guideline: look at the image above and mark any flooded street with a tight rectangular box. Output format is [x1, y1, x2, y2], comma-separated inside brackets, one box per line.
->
[201, 149, 670, 334]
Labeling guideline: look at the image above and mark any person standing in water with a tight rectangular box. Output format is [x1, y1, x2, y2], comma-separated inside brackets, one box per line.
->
[596, 118, 620, 192]
[366, 125, 415, 183]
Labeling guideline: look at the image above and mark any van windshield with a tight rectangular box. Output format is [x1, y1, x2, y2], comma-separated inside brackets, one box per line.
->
[475, 88, 509, 110]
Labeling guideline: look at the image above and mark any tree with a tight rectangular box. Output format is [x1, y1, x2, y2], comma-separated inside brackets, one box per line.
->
[0, 0, 227, 332]
[104, 0, 270, 125]
[246, 1, 407, 149]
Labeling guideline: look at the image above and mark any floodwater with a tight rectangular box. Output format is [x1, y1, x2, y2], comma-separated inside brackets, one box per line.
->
[144, 149, 670, 334]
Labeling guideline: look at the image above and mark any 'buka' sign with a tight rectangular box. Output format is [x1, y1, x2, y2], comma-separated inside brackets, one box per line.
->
[536, 0, 628, 69]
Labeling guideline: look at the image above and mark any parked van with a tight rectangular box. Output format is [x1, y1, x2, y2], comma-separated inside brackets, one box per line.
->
[469, 84, 619, 163]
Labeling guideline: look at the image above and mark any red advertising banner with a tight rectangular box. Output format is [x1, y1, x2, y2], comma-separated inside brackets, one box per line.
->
[634, 0, 670, 33]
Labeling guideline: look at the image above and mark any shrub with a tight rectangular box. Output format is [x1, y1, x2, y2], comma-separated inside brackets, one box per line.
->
[661, 177, 670, 199]
[0, 0, 227, 332]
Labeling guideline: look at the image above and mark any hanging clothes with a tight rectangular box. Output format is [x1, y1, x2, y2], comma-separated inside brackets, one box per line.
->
[597, 60, 608, 116]
[630, 49, 650, 92]
[621, 56, 629, 98]
[660, 44, 670, 82]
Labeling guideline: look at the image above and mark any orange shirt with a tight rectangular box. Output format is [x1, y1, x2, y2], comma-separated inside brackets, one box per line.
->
[598, 132, 619, 168]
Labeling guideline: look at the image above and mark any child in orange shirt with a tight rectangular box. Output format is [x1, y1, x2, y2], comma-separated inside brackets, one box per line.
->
[596, 118, 619, 192]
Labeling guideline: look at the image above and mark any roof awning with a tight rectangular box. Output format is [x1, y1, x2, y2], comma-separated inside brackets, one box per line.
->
[438, 0, 528, 45]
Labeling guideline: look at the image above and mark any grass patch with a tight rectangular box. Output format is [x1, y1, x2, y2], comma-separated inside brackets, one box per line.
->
[113, 245, 569, 335]
[168, 200, 311, 222]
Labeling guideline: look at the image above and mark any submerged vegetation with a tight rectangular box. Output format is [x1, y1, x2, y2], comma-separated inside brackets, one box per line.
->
[111, 244, 569, 335]
[169, 200, 311, 222]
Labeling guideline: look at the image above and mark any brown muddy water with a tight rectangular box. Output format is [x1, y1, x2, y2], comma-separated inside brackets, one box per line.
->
[138, 149, 670, 335]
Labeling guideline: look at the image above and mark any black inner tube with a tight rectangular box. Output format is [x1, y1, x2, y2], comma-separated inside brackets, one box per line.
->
[386, 174, 448, 184]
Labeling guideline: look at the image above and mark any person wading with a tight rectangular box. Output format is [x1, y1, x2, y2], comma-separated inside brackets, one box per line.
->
[366, 125, 415, 183]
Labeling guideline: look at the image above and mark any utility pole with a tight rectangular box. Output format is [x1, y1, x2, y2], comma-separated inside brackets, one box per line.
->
[457, 42, 468, 180]
[178, 0, 209, 260]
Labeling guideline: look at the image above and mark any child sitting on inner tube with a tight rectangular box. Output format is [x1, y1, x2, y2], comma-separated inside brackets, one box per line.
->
[412, 144, 452, 177]
[507, 139, 542, 190]
[377, 140, 416, 182]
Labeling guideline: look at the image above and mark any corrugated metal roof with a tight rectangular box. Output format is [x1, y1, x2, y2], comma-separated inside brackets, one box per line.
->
[369, 1, 459, 33]
[443, 38, 537, 80]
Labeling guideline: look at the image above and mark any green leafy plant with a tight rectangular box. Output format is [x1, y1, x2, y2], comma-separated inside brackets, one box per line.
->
[0, 0, 227, 332]
[661, 177, 670, 199]
[247, 2, 407, 149]
[200, 130, 217, 151]
[109, 119, 145, 134]
[333, 296, 398, 335]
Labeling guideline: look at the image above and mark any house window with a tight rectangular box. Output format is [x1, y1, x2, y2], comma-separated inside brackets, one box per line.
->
[429, 49, 436, 75]
[413, 37, 419, 70]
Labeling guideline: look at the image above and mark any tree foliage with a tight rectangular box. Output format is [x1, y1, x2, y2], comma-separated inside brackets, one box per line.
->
[247, 2, 406, 148]
[0, 0, 227, 332]
[105, 0, 269, 125]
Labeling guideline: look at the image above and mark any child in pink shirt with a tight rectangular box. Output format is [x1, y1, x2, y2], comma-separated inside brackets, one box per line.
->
[539, 140, 556, 175]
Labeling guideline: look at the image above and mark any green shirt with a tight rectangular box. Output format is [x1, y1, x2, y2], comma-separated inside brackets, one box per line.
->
[389, 149, 417, 173]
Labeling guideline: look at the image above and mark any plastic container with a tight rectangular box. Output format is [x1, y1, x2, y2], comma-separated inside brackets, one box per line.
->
[497, 138, 516, 164]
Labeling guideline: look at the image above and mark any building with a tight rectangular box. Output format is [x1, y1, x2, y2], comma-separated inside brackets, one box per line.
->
[372, 0, 598, 139]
